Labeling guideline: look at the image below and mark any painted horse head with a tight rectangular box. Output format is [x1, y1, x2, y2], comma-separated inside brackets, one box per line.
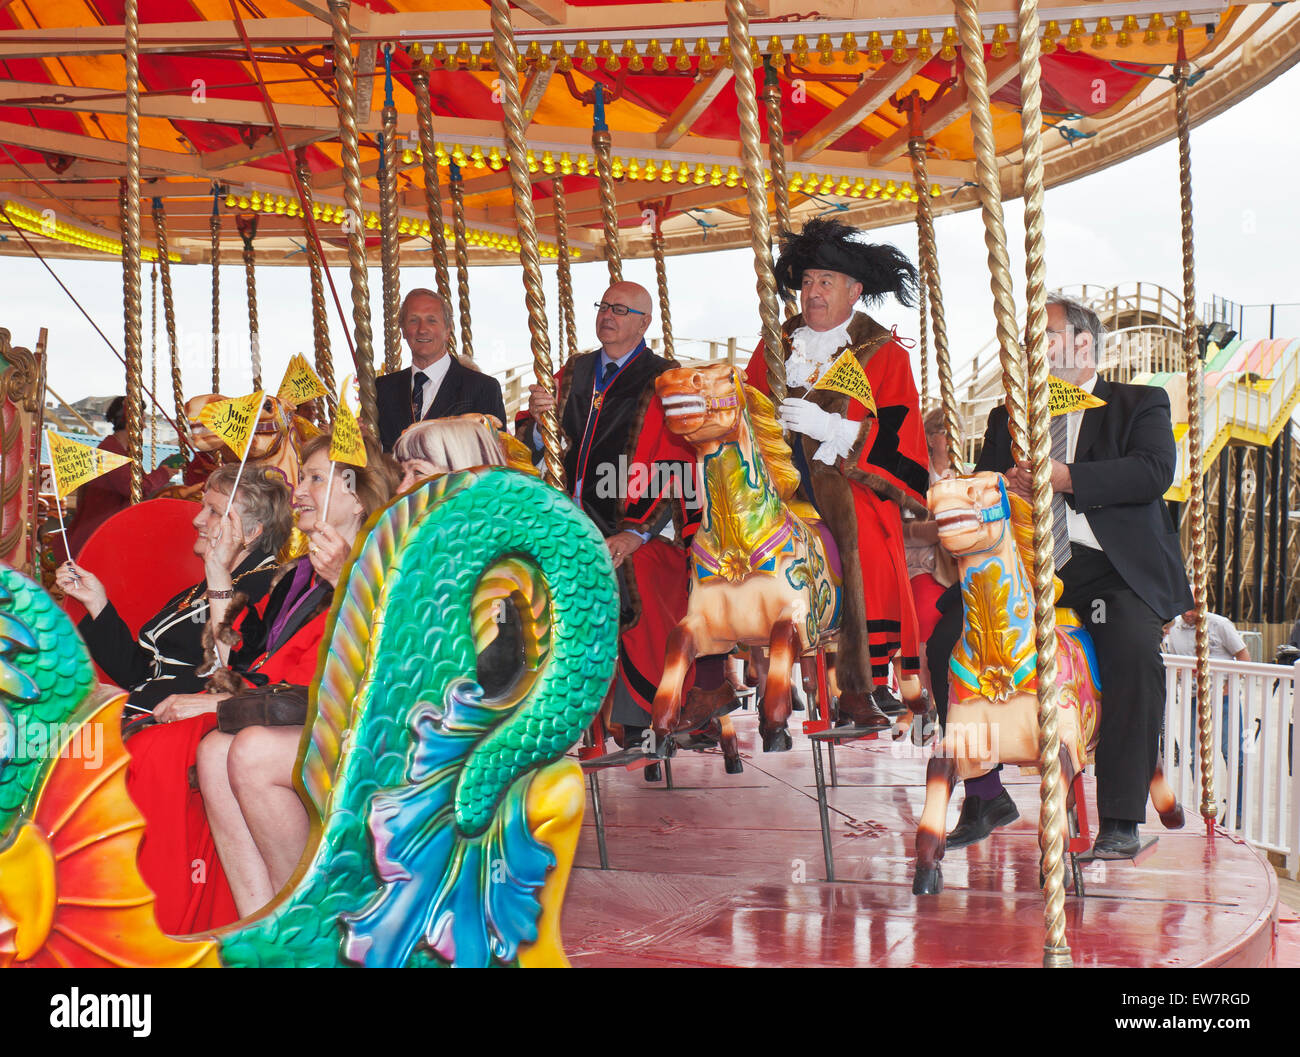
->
[928, 471, 1021, 561]
[656, 364, 747, 447]
[185, 392, 320, 489]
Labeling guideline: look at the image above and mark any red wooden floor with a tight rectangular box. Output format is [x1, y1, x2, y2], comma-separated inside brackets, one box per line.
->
[563, 710, 1278, 968]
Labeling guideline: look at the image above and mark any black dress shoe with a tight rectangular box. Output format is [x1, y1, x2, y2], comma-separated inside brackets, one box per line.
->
[872, 686, 907, 717]
[836, 691, 893, 732]
[1091, 818, 1140, 859]
[946, 789, 1020, 848]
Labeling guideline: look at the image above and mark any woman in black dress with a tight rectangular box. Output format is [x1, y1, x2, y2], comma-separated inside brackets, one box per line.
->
[56, 464, 293, 717]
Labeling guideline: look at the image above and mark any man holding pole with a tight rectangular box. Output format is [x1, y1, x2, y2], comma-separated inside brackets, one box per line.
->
[743, 218, 929, 732]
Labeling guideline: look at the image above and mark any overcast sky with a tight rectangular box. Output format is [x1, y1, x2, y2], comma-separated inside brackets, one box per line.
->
[5, 62, 1298, 413]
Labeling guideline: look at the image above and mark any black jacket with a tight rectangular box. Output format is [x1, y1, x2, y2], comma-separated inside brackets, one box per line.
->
[975, 376, 1194, 621]
[376, 357, 507, 452]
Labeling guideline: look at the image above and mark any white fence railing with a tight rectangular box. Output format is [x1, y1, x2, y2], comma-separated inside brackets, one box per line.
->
[1161, 653, 1300, 875]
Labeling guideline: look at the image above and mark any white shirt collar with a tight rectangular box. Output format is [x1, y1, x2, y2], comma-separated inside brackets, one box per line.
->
[412, 354, 452, 387]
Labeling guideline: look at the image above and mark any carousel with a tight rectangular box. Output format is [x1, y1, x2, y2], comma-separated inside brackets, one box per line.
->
[0, 0, 1297, 970]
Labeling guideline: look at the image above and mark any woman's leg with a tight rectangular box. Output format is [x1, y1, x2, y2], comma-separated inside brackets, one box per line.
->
[227, 726, 312, 895]
[197, 730, 275, 915]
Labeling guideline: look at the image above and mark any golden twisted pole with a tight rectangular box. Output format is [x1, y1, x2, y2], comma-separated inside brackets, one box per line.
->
[726, 0, 784, 404]
[151, 198, 188, 461]
[591, 84, 623, 285]
[448, 162, 474, 361]
[1176, 46, 1214, 825]
[918, 254, 930, 410]
[1017, 0, 1072, 969]
[380, 48, 402, 375]
[763, 59, 796, 320]
[552, 176, 578, 362]
[489, 0, 562, 489]
[150, 263, 158, 465]
[296, 154, 335, 424]
[209, 202, 221, 393]
[651, 223, 676, 361]
[955, 0, 1028, 461]
[410, 68, 457, 356]
[327, 0, 377, 434]
[121, 1, 144, 505]
[238, 215, 262, 390]
[907, 131, 960, 471]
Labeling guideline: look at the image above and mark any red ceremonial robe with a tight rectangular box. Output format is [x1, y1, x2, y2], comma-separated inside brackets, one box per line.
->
[745, 311, 928, 692]
[517, 344, 701, 713]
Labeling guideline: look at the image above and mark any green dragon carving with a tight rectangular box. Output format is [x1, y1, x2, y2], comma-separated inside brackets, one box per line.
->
[0, 467, 618, 968]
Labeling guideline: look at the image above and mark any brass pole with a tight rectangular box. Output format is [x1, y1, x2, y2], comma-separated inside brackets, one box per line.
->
[907, 129, 960, 471]
[1017, 0, 1072, 968]
[326, 0, 377, 434]
[763, 58, 796, 320]
[918, 254, 930, 411]
[122, 0, 144, 505]
[954, 0, 1028, 462]
[150, 263, 158, 464]
[1176, 44, 1215, 825]
[489, 0, 562, 488]
[238, 214, 262, 390]
[552, 176, 578, 362]
[651, 214, 676, 361]
[151, 198, 188, 461]
[379, 46, 402, 374]
[591, 84, 623, 285]
[726, 0, 784, 404]
[296, 153, 336, 424]
[448, 162, 474, 361]
[410, 68, 458, 356]
[210, 200, 221, 393]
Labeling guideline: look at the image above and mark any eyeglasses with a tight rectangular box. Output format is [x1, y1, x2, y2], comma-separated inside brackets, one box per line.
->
[594, 301, 646, 317]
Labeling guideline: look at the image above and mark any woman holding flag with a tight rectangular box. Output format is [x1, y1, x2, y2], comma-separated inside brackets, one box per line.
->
[161, 422, 396, 922]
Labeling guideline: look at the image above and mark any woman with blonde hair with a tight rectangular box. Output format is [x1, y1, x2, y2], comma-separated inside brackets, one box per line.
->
[393, 414, 531, 492]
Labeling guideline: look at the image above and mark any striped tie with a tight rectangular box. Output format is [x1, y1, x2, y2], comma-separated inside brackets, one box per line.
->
[1050, 414, 1071, 571]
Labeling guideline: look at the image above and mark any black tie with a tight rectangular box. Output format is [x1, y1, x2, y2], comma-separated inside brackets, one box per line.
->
[411, 370, 428, 421]
[601, 360, 618, 387]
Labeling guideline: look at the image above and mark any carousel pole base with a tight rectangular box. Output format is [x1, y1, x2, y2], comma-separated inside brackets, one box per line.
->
[565, 709, 1280, 968]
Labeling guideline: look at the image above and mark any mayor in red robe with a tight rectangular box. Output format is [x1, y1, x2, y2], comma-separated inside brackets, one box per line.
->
[745, 218, 930, 730]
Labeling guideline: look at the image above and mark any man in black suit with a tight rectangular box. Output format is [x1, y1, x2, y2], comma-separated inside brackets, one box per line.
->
[931, 292, 1193, 858]
[375, 288, 507, 452]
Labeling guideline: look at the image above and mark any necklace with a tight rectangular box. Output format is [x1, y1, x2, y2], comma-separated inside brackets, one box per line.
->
[175, 563, 275, 612]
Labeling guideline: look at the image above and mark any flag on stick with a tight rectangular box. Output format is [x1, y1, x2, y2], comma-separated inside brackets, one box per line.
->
[813, 349, 877, 416]
[277, 355, 328, 407]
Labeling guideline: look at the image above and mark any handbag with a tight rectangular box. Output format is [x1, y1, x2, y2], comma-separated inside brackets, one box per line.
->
[216, 681, 310, 734]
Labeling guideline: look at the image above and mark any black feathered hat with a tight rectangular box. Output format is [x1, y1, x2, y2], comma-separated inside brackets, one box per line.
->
[773, 217, 919, 309]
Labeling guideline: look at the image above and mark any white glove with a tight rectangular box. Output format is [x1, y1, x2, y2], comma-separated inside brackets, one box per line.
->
[778, 399, 859, 465]
[778, 398, 836, 441]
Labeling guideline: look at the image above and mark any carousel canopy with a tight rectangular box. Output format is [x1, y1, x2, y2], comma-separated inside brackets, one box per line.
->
[0, 0, 1297, 266]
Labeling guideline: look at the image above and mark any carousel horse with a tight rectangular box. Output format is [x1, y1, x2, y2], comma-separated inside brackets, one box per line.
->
[160, 393, 320, 500]
[652, 363, 841, 757]
[911, 471, 1184, 896]
[0, 467, 618, 967]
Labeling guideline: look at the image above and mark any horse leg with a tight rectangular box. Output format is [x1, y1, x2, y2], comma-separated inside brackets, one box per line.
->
[914, 753, 958, 895]
[1149, 766, 1186, 829]
[719, 714, 743, 774]
[651, 621, 698, 746]
[761, 618, 798, 752]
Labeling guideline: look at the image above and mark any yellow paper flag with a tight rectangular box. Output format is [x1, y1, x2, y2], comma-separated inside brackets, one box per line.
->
[45, 431, 132, 499]
[198, 390, 264, 460]
[276, 354, 328, 407]
[1047, 377, 1106, 416]
[813, 349, 877, 416]
[329, 397, 367, 468]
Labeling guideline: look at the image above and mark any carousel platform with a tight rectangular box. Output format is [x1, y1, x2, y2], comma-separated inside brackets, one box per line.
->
[564, 710, 1279, 968]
